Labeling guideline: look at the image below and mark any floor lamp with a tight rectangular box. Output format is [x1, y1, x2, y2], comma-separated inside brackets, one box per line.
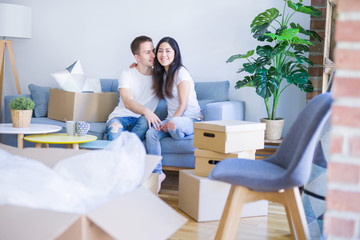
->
[0, 3, 31, 117]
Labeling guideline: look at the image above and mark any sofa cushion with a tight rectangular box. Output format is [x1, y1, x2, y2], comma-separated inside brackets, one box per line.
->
[159, 135, 195, 154]
[28, 84, 50, 117]
[195, 81, 229, 101]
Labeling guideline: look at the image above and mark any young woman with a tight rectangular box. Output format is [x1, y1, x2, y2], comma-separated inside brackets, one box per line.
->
[146, 37, 202, 190]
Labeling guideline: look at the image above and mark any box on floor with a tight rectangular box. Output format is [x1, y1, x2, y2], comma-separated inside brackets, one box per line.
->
[194, 149, 255, 177]
[193, 120, 266, 153]
[178, 170, 268, 222]
[48, 88, 118, 122]
[0, 145, 187, 240]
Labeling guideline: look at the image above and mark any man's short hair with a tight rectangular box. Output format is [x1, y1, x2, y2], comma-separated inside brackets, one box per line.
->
[130, 36, 153, 55]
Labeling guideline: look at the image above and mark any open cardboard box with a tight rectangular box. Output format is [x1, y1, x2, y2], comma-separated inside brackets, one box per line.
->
[0, 144, 187, 240]
[48, 88, 118, 122]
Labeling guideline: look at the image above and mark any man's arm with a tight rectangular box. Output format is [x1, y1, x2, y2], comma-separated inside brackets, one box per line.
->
[120, 88, 161, 130]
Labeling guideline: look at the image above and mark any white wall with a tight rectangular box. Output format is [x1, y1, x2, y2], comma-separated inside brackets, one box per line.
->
[0, 0, 311, 135]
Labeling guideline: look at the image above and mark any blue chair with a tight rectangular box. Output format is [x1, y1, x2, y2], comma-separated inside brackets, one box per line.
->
[209, 93, 333, 240]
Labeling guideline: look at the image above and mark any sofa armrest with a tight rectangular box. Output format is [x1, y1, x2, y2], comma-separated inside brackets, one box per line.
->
[4, 94, 32, 123]
[205, 100, 246, 121]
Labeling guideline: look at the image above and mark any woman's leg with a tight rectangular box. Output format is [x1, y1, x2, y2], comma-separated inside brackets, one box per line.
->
[145, 120, 169, 174]
[167, 117, 195, 140]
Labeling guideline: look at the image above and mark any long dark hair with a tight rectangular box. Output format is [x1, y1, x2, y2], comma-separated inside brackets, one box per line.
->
[152, 37, 183, 99]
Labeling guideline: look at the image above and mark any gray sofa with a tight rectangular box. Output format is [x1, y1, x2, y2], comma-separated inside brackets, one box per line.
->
[3, 79, 245, 168]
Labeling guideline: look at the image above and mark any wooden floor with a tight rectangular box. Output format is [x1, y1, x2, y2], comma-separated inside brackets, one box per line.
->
[159, 170, 292, 240]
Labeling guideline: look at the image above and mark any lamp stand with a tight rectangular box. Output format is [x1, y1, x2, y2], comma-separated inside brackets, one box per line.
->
[0, 40, 22, 115]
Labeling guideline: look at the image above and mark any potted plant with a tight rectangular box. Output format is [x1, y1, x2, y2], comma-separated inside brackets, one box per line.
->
[9, 96, 35, 128]
[227, 0, 322, 140]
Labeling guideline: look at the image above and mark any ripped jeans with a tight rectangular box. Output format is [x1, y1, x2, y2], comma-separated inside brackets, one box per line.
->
[145, 116, 201, 174]
[106, 116, 148, 141]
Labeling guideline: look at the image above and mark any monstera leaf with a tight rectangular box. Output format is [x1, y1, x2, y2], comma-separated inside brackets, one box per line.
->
[235, 76, 256, 89]
[251, 8, 279, 40]
[227, 50, 254, 63]
[254, 68, 278, 99]
[290, 23, 322, 41]
[287, 1, 321, 17]
[265, 28, 300, 41]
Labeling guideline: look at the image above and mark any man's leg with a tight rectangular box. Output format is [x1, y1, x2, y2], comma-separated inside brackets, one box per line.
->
[130, 115, 149, 141]
[106, 117, 133, 140]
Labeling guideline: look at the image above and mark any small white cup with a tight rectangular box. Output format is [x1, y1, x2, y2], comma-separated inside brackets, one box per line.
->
[66, 121, 76, 136]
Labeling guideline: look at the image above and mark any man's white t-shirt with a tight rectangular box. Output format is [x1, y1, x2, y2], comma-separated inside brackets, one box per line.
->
[107, 68, 159, 121]
[165, 67, 201, 120]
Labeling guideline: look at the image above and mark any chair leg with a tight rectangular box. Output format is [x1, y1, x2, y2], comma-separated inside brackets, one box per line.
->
[284, 187, 310, 239]
[284, 205, 296, 239]
[215, 185, 248, 240]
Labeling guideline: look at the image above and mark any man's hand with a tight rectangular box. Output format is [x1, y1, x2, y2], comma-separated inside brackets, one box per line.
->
[144, 109, 162, 131]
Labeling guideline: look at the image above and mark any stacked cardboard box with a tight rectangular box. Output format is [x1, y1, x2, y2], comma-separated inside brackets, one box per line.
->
[179, 120, 268, 222]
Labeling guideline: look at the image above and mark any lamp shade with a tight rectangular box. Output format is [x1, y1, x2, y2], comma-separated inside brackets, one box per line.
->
[0, 3, 31, 39]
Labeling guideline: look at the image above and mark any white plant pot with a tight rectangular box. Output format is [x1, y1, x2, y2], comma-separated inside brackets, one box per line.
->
[260, 118, 284, 140]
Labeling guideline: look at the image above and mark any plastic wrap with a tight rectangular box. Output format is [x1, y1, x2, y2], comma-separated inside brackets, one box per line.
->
[0, 132, 145, 213]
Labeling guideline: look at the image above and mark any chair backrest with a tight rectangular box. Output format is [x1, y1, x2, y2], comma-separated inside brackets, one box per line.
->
[266, 93, 333, 187]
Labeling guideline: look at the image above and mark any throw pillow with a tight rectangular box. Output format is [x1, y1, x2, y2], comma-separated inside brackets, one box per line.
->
[82, 78, 102, 93]
[28, 84, 50, 117]
[51, 60, 85, 92]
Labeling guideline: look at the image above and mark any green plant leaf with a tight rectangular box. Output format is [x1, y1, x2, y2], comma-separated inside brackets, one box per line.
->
[292, 43, 309, 52]
[290, 23, 323, 42]
[280, 28, 299, 39]
[243, 62, 258, 74]
[251, 8, 279, 40]
[287, 1, 321, 17]
[291, 36, 314, 46]
[226, 50, 255, 63]
[235, 76, 255, 89]
[9, 96, 35, 110]
[265, 28, 299, 41]
[256, 45, 273, 57]
[253, 68, 277, 98]
[257, 31, 274, 42]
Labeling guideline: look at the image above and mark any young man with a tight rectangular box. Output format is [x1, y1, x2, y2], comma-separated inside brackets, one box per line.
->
[106, 36, 162, 141]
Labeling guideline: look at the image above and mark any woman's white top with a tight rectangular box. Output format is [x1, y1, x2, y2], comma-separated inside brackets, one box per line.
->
[165, 67, 201, 120]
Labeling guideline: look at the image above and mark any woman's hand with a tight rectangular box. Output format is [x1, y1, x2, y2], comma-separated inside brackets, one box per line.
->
[160, 122, 168, 133]
[129, 62, 137, 68]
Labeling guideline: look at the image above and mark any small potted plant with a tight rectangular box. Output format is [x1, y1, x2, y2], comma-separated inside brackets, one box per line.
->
[227, 0, 322, 140]
[9, 96, 35, 128]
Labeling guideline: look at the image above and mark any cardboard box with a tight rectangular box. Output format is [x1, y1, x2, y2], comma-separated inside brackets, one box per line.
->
[48, 88, 118, 122]
[178, 170, 268, 222]
[193, 120, 266, 153]
[0, 145, 187, 240]
[194, 149, 255, 177]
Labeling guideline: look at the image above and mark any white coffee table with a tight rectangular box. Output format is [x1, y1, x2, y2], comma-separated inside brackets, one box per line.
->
[0, 123, 62, 149]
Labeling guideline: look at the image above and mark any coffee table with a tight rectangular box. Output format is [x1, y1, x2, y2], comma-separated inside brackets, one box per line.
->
[23, 133, 97, 150]
[0, 123, 62, 149]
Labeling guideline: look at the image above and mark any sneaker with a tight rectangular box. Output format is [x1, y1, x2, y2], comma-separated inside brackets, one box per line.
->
[158, 172, 166, 193]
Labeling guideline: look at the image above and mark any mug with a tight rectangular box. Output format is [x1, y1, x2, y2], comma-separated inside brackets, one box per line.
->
[76, 121, 90, 137]
[66, 121, 76, 136]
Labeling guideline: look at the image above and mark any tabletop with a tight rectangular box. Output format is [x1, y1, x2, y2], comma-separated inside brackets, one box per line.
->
[0, 123, 62, 134]
[23, 133, 97, 144]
